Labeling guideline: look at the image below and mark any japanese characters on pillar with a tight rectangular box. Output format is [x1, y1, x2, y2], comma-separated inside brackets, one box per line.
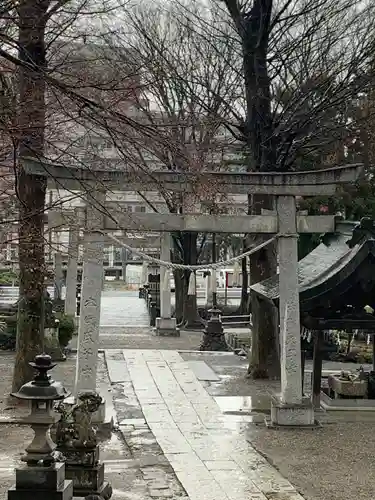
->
[75, 191, 105, 397]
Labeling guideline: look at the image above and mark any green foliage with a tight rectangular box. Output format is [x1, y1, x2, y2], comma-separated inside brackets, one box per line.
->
[0, 270, 18, 285]
[0, 314, 17, 336]
[300, 172, 375, 222]
[0, 315, 17, 350]
[57, 314, 76, 347]
[297, 172, 375, 260]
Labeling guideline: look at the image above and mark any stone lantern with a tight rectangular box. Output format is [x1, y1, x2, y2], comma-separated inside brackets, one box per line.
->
[8, 353, 73, 500]
[200, 307, 229, 352]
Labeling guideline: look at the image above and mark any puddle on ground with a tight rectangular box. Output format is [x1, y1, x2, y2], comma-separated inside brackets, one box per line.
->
[214, 413, 265, 432]
[214, 395, 271, 414]
[131, 429, 151, 436]
[100, 430, 131, 460]
[128, 435, 157, 447]
[111, 488, 145, 500]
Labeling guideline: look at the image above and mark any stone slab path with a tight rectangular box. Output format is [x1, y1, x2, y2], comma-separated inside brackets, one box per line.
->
[107, 349, 305, 500]
[100, 291, 150, 327]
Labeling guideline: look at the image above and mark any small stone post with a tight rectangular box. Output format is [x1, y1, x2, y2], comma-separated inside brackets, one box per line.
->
[65, 223, 79, 317]
[205, 271, 212, 307]
[108, 245, 114, 268]
[154, 233, 179, 336]
[121, 246, 127, 283]
[54, 252, 63, 301]
[270, 196, 314, 426]
[74, 192, 106, 421]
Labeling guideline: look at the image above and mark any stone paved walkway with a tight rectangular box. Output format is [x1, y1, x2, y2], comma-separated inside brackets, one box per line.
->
[100, 291, 150, 327]
[107, 349, 305, 500]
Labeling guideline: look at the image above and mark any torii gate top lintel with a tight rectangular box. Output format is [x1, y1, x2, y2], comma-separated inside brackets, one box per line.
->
[22, 157, 363, 197]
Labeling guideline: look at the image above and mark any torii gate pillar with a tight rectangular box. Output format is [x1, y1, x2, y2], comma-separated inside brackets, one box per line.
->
[270, 195, 314, 426]
[65, 210, 80, 317]
[154, 232, 179, 336]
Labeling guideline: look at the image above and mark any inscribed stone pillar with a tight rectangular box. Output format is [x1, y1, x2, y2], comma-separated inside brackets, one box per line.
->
[54, 252, 63, 300]
[75, 192, 105, 396]
[271, 195, 314, 427]
[65, 225, 79, 316]
[154, 232, 179, 336]
[277, 195, 302, 404]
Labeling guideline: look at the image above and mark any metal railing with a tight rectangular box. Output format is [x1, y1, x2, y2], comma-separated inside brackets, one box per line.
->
[0, 286, 57, 302]
[220, 314, 252, 328]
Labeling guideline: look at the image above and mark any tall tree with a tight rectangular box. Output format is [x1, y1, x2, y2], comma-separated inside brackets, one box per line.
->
[219, 0, 375, 378]
[12, 0, 50, 391]
[5, 0, 128, 391]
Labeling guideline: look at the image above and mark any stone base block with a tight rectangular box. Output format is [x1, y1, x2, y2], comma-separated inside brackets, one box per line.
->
[270, 395, 316, 427]
[200, 332, 229, 351]
[15, 462, 65, 490]
[154, 317, 180, 337]
[73, 481, 112, 500]
[8, 480, 73, 500]
[328, 374, 367, 398]
[200, 318, 229, 352]
[60, 446, 100, 467]
[66, 463, 104, 491]
[184, 319, 205, 330]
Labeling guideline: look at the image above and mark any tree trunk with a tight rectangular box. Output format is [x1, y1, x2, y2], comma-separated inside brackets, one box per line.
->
[248, 240, 279, 379]
[173, 269, 184, 324]
[172, 233, 200, 326]
[12, 0, 48, 392]
[241, 1, 278, 378]
[183, 278, 198, 326]
[242, 0, 275, 172]
[247, 194, 280, 379]
[181, 232, 200, 328]
[238, 248, 249, 314]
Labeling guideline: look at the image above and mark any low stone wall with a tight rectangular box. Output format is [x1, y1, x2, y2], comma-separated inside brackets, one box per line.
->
[226, 331, 251, 352]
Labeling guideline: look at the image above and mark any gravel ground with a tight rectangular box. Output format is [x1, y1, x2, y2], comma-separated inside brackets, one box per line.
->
[70, 326, 204, 350]
[181, 351, 375, 500]
[247, 420, 375, 500]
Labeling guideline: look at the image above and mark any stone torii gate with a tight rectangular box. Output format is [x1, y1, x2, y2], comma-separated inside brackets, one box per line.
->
[24, 158, 363, 426]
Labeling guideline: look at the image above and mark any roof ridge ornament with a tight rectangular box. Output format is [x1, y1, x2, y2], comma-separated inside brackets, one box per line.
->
[347, 217, 375, 248]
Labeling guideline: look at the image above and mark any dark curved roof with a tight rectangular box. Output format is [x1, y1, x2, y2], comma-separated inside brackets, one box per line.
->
[250, 220, 375, 312]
